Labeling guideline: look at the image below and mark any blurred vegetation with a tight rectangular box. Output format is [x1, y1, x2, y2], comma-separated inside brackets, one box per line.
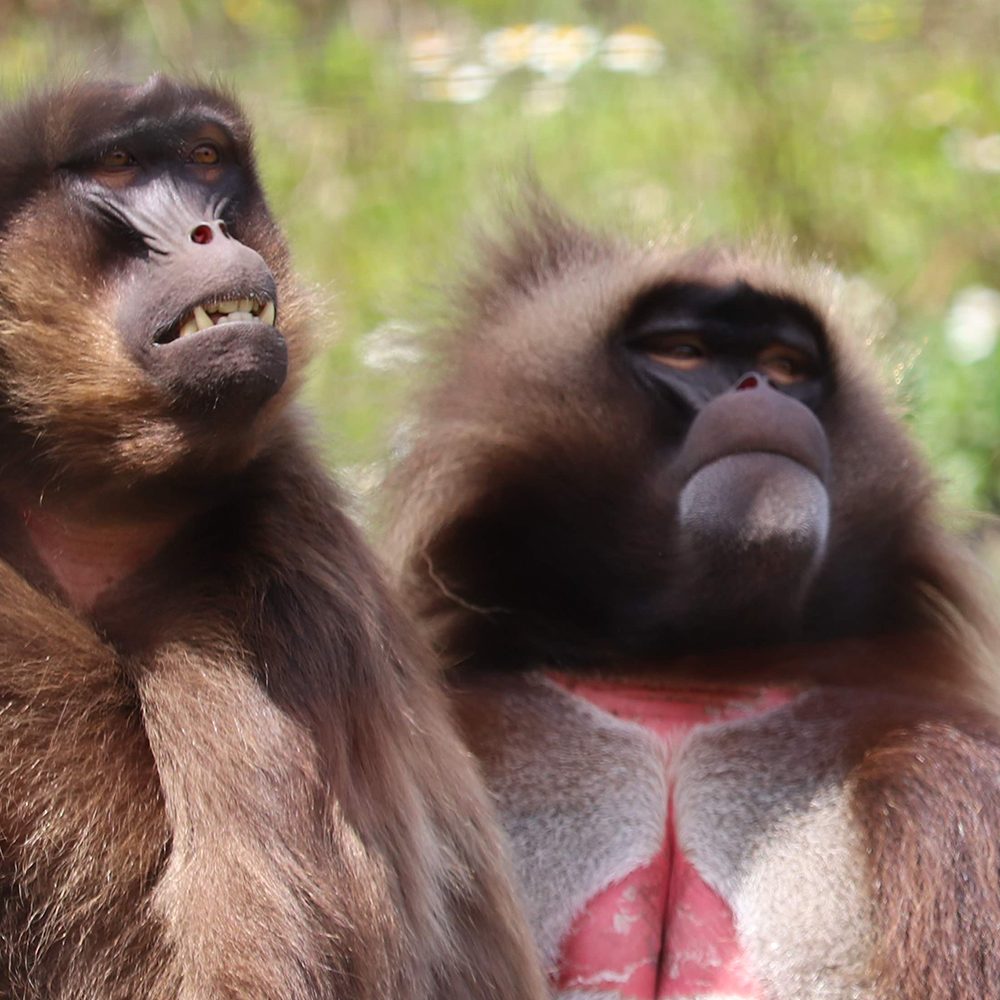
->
[1, 0, 999, 529]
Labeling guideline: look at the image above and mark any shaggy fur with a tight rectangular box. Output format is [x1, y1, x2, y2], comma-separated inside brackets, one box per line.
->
[0, 79, 547, 999]
[383, 199, 1000, 999]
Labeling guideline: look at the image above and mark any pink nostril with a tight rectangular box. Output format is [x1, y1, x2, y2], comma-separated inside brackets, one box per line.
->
[190, 224, 214, 245]
[736, 374, 759, 390]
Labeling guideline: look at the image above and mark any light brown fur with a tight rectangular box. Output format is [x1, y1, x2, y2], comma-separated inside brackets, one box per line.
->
[0, 80, 547, 1000]
[384, 200, 1000, 999]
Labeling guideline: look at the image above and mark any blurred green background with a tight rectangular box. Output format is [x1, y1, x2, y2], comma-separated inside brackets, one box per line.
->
[1, 0, 999, 537]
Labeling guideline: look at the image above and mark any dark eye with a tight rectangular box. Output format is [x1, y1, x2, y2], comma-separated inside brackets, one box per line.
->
[189, 142, 221, 165]
[99, 148, 136, 170]
[758, 343, 814, 386]
[642, 334, 708, 372]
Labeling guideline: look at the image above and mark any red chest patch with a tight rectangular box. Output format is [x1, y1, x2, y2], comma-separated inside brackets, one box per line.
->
[548, 675, 793, 999]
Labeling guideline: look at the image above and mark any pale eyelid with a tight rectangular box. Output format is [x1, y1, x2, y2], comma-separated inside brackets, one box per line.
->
[758, 345, 814, 384]
[646, 346, 708, 371]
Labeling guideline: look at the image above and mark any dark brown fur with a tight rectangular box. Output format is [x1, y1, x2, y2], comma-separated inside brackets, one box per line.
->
[383, 200, 1000, 999]
[0, 79, 547, 1000]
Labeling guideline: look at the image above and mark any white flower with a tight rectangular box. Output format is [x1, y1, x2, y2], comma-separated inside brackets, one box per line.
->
[527, 24, 599, 81]
[449, 63, 497, 103]
[424, 62, 496, 103]
[945, 286, 1000, 364]
[407, 30, 459, 77]
[481, 24, 539, 72]
[975, 134, 1000, 172]
[358, 321, 424, 372]
[599, 24, 664, 74]
[945, 130, 1000, 174]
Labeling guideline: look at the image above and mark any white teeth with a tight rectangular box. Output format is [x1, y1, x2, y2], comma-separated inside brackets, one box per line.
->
[218, 311, 255, 324]
[170, 297, 276, 342]
[193, 305, 213, 331]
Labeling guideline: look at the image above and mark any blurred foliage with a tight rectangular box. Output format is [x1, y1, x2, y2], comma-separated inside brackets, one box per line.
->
[1, 0, 999, 520]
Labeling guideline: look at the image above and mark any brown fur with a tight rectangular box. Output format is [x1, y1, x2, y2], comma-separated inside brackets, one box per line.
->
[383, 199, 1000, 999]
[0, 79, 547, 999]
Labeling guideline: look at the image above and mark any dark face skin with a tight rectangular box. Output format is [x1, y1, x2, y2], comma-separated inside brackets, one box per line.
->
[622, 281, 833, 645]
[0, 78, 301, 509]
[627, 281, 830, 416]
[62, 87, 287, 416]
[407, 276, 855, 670]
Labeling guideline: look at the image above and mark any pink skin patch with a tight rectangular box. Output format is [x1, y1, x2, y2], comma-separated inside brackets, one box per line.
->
[21, 504, 181, 613]
[547, 676, 793, 999]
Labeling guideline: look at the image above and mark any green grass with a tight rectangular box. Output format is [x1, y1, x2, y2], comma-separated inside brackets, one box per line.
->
[2, 0, 999, 514]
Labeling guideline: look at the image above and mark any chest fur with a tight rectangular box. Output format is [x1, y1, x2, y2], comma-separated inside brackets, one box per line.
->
[460, 673, 875, 1000]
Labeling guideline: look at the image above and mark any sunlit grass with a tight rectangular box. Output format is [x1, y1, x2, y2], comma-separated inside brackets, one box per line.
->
[1, 0, 998, 512]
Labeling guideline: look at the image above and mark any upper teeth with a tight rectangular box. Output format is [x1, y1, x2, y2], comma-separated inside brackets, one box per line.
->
[175, 297, 276, 339]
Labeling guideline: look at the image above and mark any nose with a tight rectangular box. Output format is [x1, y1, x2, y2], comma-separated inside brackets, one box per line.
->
[189, 221, 229, 245]
[675, 370, 830, 483]
[735, 372, 766, 391]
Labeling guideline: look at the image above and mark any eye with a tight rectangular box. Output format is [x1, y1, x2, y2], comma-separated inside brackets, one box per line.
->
[758, 343, 814, 386]
[642, 334, 708, 372]
[188, 142, 221, 165]
[99, 148, 136, 170]
[87, 147, 140, 188]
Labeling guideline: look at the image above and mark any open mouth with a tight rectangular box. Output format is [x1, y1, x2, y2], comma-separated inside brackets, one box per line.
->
[155, 296, 277, 345]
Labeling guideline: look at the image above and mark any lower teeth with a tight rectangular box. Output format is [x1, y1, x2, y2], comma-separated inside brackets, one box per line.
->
[171, 303, 271, 340]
